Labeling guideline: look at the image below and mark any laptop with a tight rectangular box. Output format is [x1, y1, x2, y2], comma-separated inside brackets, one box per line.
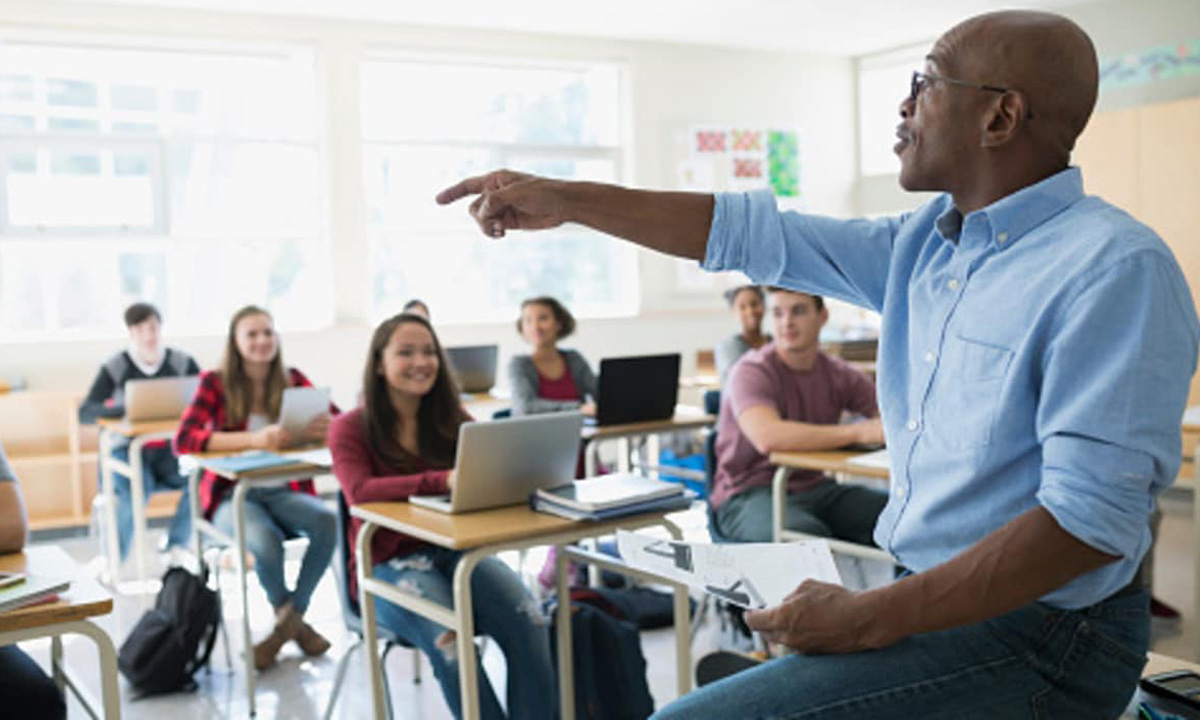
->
[409, 412, 584, 514]
[446, 345, 499, 394]
[124, 376, 200, 422]
[591, 354, 681, 426]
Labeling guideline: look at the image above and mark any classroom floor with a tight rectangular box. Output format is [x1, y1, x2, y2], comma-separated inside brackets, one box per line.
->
[19, 490, 1198, 719]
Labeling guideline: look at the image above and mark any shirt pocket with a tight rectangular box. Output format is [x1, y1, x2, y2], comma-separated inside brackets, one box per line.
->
[930, 335, 1015, 448]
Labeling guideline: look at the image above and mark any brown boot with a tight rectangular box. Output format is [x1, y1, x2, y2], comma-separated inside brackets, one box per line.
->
[295, 618, 331, 657]
[253, 603, 301, 670]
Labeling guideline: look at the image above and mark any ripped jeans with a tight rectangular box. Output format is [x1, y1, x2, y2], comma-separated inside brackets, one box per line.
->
[373, 546, 556, 720]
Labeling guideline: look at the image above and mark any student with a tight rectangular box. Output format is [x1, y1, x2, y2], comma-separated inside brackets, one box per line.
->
[714, 285, 770, 384]
[507, 296, 597, 416]
[78, 302, 199, 564]
[402, 299, 431, 320]
[438, 12, 1199, 715]
[174, 305, 337, 670]
[711, 289, 886, 543]
[0, 439, 67, 719]
[331, 312, 555, 720]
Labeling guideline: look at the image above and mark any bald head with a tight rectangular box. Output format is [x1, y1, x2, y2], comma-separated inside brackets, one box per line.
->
[934, 10, 1098, 162]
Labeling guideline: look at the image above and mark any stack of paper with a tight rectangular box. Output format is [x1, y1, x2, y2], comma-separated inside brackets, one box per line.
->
[0, 575, 70, 614]
[532, 473, 694, 520]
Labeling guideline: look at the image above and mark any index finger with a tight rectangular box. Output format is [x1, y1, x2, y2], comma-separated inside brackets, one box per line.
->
[436, 175, 488, 205]
[744, 605, 781, 633]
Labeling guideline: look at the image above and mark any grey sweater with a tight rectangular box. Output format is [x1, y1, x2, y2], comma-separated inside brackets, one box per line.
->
[507, 349, 598, 416]
[715, 333, 771, 384]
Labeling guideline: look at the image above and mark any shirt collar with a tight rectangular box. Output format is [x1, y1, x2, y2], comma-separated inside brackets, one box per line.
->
[934, 166, 1085, 250]
[128, 347, 166, 377]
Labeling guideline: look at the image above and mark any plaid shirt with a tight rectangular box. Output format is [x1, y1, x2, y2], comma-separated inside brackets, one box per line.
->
[174, 367, 338, 519]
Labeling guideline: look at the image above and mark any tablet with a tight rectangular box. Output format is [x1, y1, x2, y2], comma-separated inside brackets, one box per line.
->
[279, 386, 331, 440]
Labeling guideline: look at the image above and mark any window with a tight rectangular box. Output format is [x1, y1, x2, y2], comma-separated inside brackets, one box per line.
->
[0, 39, 329, 338]
[857, 44, 927, 177]
[361, 56, 635, 325]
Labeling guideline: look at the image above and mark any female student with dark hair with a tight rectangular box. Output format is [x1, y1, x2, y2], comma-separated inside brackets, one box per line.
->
[507, 295, 597, 416]
[714, 285, 770, 384]
[330, 312, 555, 720]
[174, 305, 338, 670]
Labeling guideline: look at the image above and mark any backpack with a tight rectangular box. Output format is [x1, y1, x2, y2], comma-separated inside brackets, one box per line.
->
[118, 564, 221, 696]
[547, 589, 656, 720]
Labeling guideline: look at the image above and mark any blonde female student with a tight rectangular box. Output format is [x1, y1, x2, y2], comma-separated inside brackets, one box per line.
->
[330, 312, 555, 720]
[174, 305, 338, 670]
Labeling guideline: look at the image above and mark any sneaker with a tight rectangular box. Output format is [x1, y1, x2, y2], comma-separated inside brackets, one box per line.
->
[695, 650, 763, 687]
[1150, 596, 1182, 620]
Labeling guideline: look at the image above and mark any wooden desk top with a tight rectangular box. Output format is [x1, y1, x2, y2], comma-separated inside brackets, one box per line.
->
[352, 501, 670, 550]
[581, 405, 715, 440]
[190, 445, 330, 481]
[1144, 651, 1200, 676]
[768, 449, 891, 480]
[0, 546, 113, 633]
[96, 417, 179, 438]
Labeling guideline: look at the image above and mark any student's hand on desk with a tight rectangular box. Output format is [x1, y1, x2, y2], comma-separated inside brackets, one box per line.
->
[853, 418, 884, 446]
[745, 580, 883, 654]
[435, 170, 566, 239]
[579, 402, 597, 417]
[254, 424, 293, 451]
[303, 413, 331, 444]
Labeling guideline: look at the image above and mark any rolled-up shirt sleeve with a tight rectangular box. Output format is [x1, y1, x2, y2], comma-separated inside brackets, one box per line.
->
[1036, 251, 1200, 564]
[703, 189, 902, 313]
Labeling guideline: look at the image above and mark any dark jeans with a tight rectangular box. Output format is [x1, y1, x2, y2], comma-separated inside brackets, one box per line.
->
[0, 645, 66, 719]
[104, 443, 192, 560]
[655, 586, 1150, 719]
[716, 480, 888, 544]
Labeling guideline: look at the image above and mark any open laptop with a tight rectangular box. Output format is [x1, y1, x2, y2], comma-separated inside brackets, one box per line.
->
[124, 376, 200, 422]
[446, 344, 499, 394]
[591, 353, 681, 426]
[409, 412, 584, 514]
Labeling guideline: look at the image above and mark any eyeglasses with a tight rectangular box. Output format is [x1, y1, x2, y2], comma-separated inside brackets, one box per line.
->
[909, 70, 1033, 119]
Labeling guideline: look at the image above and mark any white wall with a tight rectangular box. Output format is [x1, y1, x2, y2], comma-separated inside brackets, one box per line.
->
[0, 1, 857, 407]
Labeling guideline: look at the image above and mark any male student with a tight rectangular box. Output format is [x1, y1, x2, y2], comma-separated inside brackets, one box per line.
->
[438, 10, 1200, 717]
[79, 302, 200, 564]
[0, 439, 67, 719]
[712, 288, 885, 544]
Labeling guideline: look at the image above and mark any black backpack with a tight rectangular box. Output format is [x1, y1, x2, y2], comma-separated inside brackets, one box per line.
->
[547, 589, 656, 720]
[118, 564, 221, 696]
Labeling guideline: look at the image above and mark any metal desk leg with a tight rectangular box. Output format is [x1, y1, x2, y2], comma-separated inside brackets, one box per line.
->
[585, 441, 600, 478]
[232, 482, 257, 716]
[452, 550, 486, 720]
[356, 521, 388, 720]
[50, 634, 65, 693]
[555, 542, 575, 720]
[771, 466, 789, 543]
[188, 467, 204, 565]
[72, 619, 122, 720]
[128, 435, 150, 591]
[5, 620, 123, 719]
[99, 431, 122, 588]
[664, 521, 692, 697]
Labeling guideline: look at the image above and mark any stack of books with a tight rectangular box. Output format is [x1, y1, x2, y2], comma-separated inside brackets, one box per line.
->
[531, 473, 695, 521]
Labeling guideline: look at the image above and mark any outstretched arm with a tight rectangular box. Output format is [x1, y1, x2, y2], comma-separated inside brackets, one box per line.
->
[437, 170, 714, 261]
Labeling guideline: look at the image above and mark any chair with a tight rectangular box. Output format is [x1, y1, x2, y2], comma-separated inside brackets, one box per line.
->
[324, 491, 419, 720]
[701, 389, 733, 545]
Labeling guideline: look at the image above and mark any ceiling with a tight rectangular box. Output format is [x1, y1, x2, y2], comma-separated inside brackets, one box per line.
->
[67, 0, 1098, 56]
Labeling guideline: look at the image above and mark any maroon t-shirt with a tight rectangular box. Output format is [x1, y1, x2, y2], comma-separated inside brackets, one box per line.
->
[537, 361, 582, 402]
[710, 344, 878, 509]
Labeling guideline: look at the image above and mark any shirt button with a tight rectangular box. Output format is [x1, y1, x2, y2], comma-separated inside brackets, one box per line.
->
[894, 485, 906, 499]
[906, 419, 919, 431]
[947, 278, 960, 291]
[924, 351, 935, 363]
[997, 231, 1009, 244]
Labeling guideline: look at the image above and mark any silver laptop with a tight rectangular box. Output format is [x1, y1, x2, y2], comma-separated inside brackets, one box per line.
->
[446, 344, 499, 394]
[410, 412, 583, 514]
[124, 376, 200, 422]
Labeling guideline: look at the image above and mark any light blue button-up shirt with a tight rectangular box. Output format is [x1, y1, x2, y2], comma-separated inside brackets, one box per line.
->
[704, 167, 1200, 608]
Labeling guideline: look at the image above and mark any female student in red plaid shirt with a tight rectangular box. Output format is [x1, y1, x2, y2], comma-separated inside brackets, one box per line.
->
[174, 305, 338, 670]
[330, 312, 555, 720]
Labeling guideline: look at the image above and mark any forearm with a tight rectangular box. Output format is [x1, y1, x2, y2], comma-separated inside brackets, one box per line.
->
[859, 506, 1118, 648]
[205, 431, 259, 452]
[0, 484, 28, 553]
[561, 182, 714, 261]
[756, 420, 860, 454]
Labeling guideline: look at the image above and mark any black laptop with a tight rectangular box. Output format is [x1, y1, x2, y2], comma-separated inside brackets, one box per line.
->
[592, 353, 681, 426]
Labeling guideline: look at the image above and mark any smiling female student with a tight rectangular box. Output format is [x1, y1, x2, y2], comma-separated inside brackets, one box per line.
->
[174, 305, 337, 670]
[330, 312, 555, 720]
[508, 296, 597, 417]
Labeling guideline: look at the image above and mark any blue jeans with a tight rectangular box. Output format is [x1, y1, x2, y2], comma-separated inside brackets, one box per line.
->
[716, 481, 888, 545]
[212, 486, 336, 613]
[104, 444, 192, 560]
[655, 586, 1149, 719]
[373, 546, 556, 720]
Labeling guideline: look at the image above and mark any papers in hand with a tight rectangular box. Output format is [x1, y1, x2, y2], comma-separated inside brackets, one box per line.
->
[846, 448, 890, 471]
[279, 386, 331, 438]
[616, 530, 841, 609]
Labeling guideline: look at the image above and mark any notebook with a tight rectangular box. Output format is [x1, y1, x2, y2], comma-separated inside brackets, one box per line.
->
[0, 574, 70, 614]
[534, 473, 685, 513]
